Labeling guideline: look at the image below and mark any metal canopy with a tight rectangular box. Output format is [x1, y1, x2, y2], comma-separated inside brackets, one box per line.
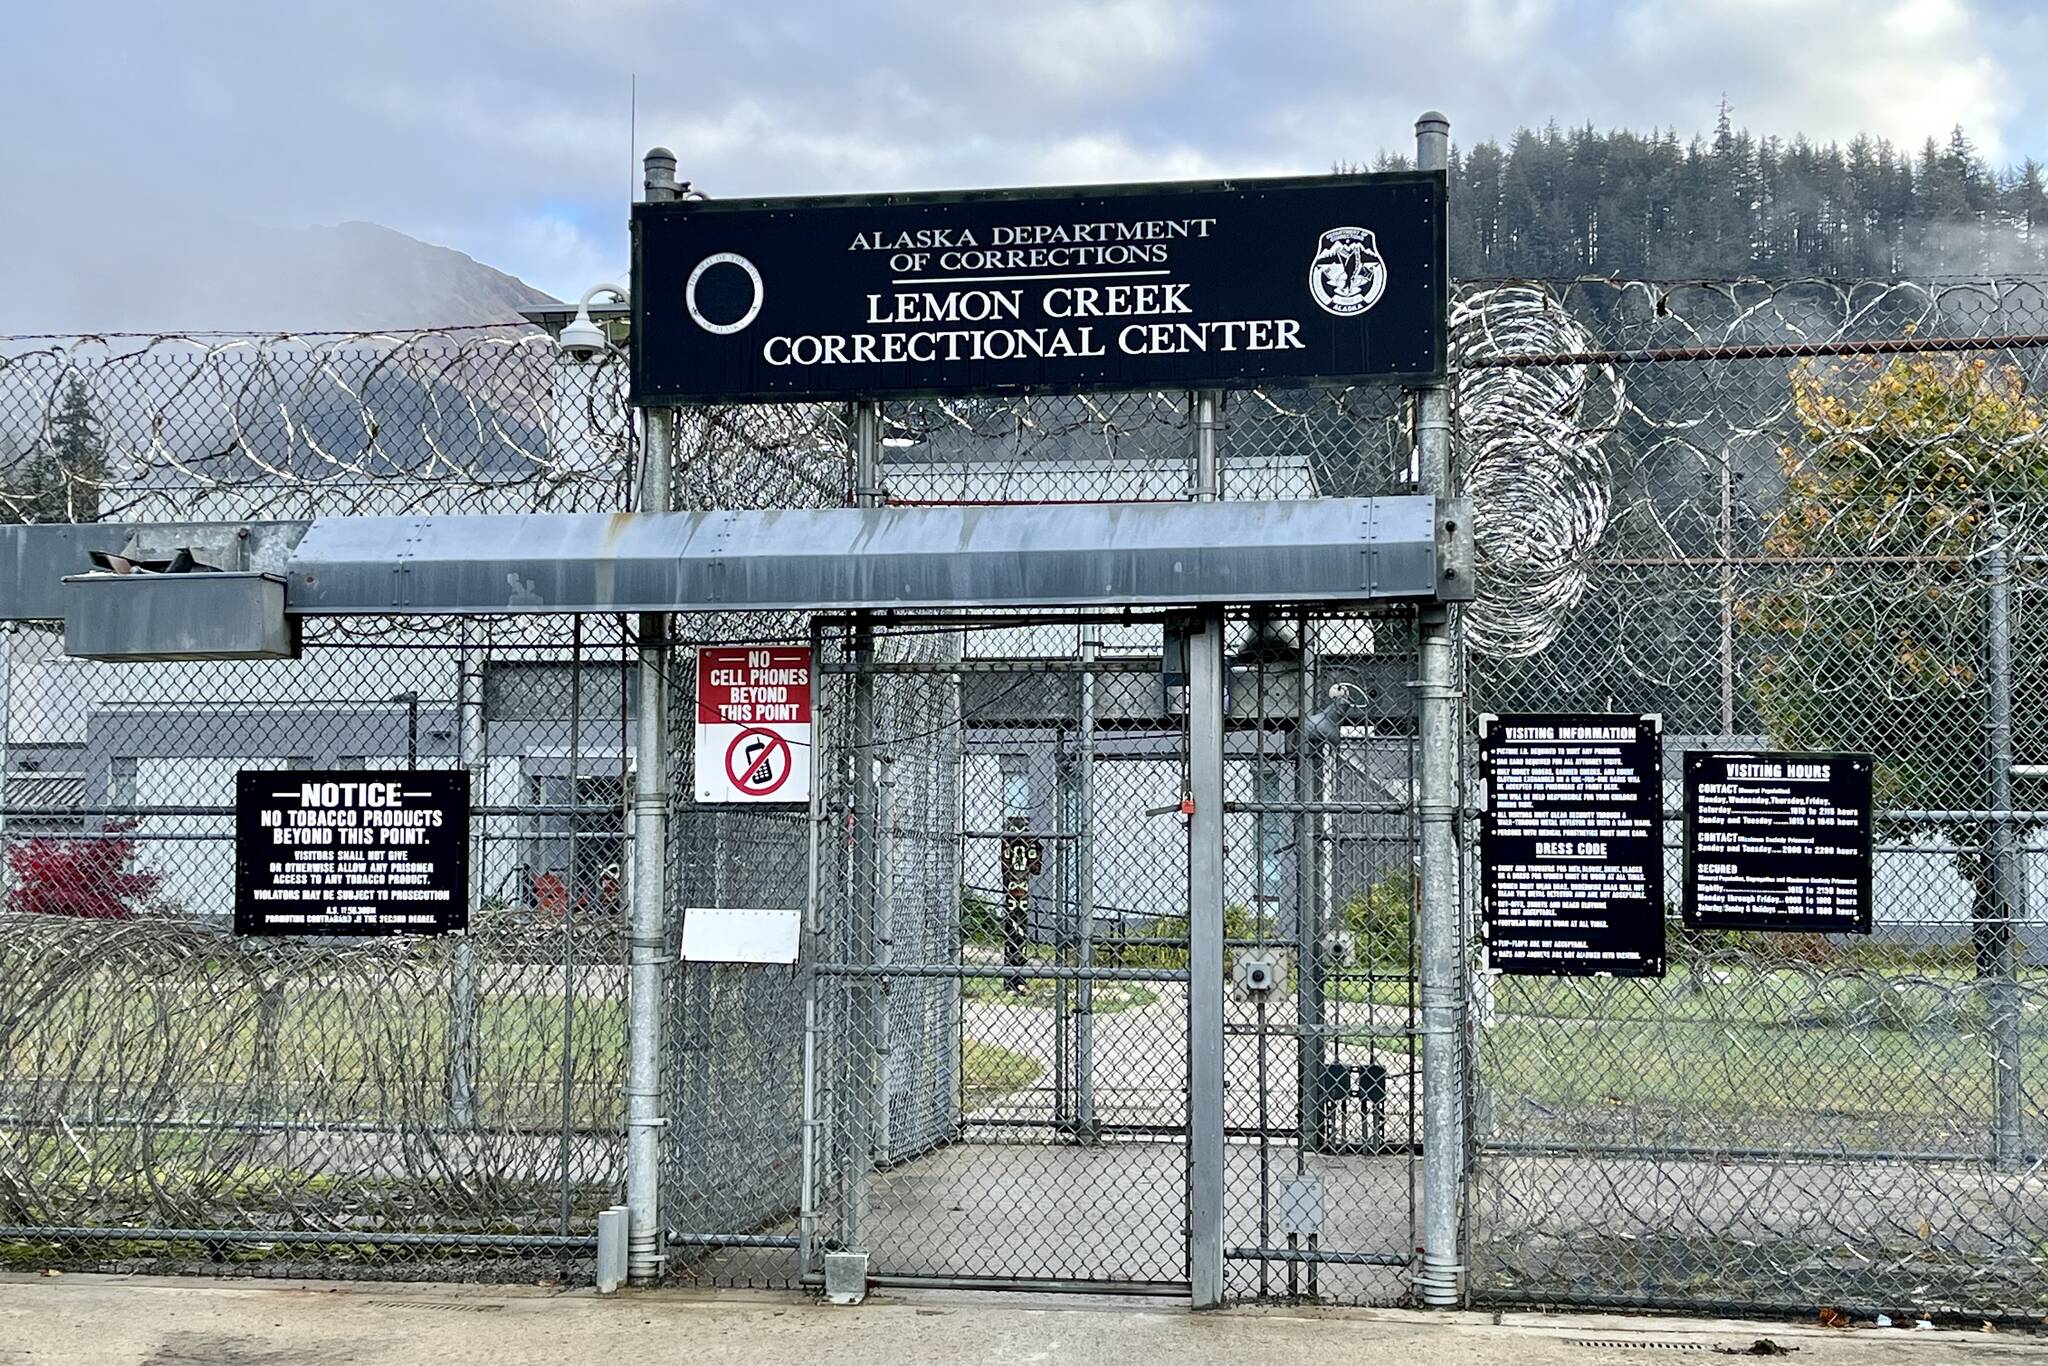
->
[292, 497, 1440, 614]
[0, 496, 1457, 624]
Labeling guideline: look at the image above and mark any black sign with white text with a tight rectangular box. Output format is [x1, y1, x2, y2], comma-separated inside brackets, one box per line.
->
[235, 770, 469, 936]
[1683, 751, 1873, 934]
[1480, 714, 1665, 978]
[631, 173, 1446, 404]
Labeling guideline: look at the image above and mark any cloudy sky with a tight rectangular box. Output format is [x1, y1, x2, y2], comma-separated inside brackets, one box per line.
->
[4, 0, 2045, 327]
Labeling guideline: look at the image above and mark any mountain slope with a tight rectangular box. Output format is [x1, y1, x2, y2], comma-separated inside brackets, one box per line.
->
[7, 219, 561, 336]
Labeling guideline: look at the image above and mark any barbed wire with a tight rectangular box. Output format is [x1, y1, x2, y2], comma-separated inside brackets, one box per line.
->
[1452, 284, 1623, 658]
[0, 327, 635, 523]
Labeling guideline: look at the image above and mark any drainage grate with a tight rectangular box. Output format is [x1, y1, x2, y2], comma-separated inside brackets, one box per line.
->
[362, 1299, 506, 1314]
[1569, 1341, 1708, 1352]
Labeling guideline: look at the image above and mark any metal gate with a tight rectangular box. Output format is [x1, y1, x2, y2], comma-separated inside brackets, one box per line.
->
[658, 607, 1422, 1300]
[811, 614, 1194, 1292]
[1219, 608, 1422, 1305]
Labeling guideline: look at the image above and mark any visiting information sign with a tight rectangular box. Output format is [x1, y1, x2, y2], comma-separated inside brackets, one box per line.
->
[1479, 713, 1666, 977]
[694, 645, 814, 804]
[632, 172, 1447, 404]
[1683, 751, 1874, 933]
[234, 770, 469, 936]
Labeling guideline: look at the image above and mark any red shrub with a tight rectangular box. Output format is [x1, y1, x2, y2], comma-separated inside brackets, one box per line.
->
[6, 826, 161, 919]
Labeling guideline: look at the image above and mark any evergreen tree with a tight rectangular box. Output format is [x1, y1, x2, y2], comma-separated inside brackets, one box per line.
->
[1420, 112, 2043, 281]
[22, 376, 107, 523]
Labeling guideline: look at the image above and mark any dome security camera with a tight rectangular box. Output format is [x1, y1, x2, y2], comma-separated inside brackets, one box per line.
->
[559, 282, 628, 363]
[559, 313, 610, 362]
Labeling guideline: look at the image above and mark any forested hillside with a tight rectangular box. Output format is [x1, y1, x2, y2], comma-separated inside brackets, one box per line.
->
[1369, 106, 2048, 280]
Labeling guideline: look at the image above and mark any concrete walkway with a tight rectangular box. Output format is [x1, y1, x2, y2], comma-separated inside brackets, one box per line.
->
[3, 1275, 2046, 1365]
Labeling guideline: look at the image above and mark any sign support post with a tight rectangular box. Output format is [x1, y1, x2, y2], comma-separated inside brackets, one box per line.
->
[1411, 109, 1464, 1312]
[1187, 603, 1227, 1308]
[625, 145, 678, 1288]
[838, 399, 883, 1277]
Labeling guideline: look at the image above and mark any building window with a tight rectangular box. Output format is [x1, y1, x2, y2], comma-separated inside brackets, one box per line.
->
[1000, 761, 1031, 825]
[110, 756, 137, 808]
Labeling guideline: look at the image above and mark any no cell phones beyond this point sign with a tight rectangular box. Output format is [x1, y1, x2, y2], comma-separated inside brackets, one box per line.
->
[695, 645, 813, 804]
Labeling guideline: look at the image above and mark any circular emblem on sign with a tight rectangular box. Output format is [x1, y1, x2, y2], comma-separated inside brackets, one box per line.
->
[724, 726, 792, 796]
[1309, 226, 1387, 317]
[686, 252, 765, 335]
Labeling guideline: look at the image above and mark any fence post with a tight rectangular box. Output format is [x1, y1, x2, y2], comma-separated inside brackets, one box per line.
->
[450, 622, 485, 1129]
[1188, 385, 1226, 1305]
[798, 615, 828, 1275]
[0, 620, 13, 903]
[624, 145, 678, 1286]
[1074, 623, 1098, 1137]
[840, 400, 883, 1266]
[1188, 603, 1228, 1307]
[1985, 531, 2026, 1170]
[1295, 610, 1324, 1156]
[1411, 109, 1465, 1309]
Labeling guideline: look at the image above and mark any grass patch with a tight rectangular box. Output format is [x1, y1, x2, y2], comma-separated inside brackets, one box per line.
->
[1328, 975, 1416, 1008]
[959, 976, 1158, 1014]
[1479, 964, 2048, 1124]
[1, 975, 628, 1131]
[1334, 1031, 1420, 1058]
[960, 1040, 1044, 1111]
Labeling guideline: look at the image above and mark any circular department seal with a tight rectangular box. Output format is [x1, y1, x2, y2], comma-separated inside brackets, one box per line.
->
[1309, 227, 1388, 316]
[686, 252, 765, 335]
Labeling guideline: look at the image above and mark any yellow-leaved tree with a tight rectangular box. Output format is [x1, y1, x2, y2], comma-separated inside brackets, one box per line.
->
[1742, 353, 2048, 967]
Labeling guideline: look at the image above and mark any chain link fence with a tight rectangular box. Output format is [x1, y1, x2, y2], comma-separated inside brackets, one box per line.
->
[0, 613, 632, 1279]
[1459, 276, 2048, 1320]
[9, 276, 2048, 1315]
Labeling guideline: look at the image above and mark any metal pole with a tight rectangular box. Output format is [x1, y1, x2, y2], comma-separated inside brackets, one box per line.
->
[1053, 748, 1072, 1128]
[842, 399, 882, 1255]
[798, 616, 828, 1276]
[1412, 109, 1464, 1310]
[624, 144, 678, 1285]
[1188, 603, 1227, 1307]
[558, 615, 583, 1239]
[1718, 446, 1736, 737]
[1194, 392, 1221, 502]
[1295, 612, 1323, 1154]
[0, 622, 14, 904]
[450, 623, 485, 1128]
[1075, 624, 1098, 1138]
[876, 754, 897, 1164]
[1985, 532, 2026, 1170]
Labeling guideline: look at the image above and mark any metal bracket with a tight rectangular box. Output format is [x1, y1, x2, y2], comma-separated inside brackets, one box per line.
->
[1434, 495, 1475, 602]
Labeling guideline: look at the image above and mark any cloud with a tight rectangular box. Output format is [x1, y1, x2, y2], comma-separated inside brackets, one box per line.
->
[1019, 134, 1236, 186]
[1617, 0, 2012, 157]
[947, 0, 1217, 100]
[0, 0, 2041, 328]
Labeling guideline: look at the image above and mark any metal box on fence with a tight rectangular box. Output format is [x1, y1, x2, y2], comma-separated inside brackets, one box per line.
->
[61, 571, 298, 661]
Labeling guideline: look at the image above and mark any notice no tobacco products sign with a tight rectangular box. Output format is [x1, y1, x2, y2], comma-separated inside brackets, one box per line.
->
[696, 645, 813, 803]
[234, 770, 468, 936]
